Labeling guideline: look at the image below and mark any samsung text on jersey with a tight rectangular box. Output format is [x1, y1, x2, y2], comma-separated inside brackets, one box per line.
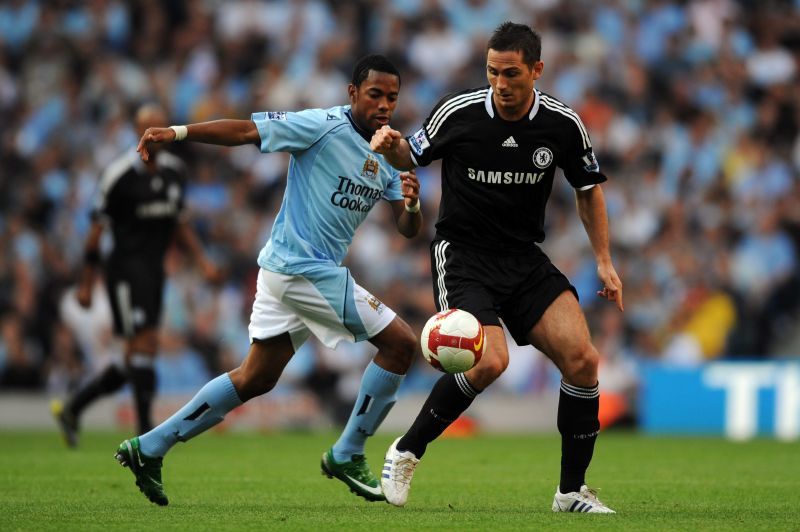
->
[467, 168, 545, 184]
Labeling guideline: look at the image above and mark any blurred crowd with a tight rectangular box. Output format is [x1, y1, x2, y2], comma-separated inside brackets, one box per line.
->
[1, 0, 799, 424]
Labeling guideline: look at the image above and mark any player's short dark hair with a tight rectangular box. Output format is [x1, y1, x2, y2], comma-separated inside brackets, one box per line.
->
[351, 54, 401, 87]
[487, 22, 542, 66]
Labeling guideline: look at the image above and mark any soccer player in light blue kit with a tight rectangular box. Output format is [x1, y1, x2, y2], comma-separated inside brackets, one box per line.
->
[116, 55, 423, 506]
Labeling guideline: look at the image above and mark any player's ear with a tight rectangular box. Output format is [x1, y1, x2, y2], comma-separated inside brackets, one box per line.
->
[532, 60, 544, 79]
[347, 83, 357, 104]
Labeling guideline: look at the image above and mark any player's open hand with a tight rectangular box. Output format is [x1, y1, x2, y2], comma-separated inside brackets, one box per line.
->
[76, 282, 92, 309]
[597, 262, 624, 311]
[370, 125, 402, 154]
[199, 259, 224, 285]
[400, 170, 420, 206]
[136, 127, 176, 162]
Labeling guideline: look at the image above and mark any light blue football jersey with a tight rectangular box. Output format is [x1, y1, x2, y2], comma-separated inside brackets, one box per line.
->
[252, 106, 403, 274]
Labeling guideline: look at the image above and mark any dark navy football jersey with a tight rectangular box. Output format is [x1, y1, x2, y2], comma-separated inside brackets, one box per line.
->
[408, 86, 606, 254]
[91, 150, 186, 266]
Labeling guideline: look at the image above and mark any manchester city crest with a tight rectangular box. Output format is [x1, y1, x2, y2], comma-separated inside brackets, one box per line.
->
[365, 294, 384, 313]
[361, 154, 380, 179]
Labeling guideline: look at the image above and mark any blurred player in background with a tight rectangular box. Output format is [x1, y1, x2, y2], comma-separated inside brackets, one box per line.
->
[52, 104, 220, 447]
[372, 22, 623, 513]
[115, 54, 423, 506]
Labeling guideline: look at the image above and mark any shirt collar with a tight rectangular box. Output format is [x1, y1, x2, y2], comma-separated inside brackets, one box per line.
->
[485, 87, 541, 120]
[345, 109, 373, 143]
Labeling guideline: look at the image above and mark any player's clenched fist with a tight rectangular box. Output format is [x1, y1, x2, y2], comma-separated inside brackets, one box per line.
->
[370, 125, 402, 153]
[136, 127, 176, 161]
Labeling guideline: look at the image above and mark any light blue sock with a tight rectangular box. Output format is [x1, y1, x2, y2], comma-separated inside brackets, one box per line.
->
[139, 373, 242, 458]
[331, 361, 404, 462]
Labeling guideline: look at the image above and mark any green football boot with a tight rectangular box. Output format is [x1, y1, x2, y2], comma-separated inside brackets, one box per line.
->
[115, 437, 168, 506]
[321, 449, 385, 502]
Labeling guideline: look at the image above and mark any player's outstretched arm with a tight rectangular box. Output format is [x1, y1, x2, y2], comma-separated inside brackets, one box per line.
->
[137, 119, 260, 161]
[370, 125, 415, 171]
[174, 220, 223, 284]
[390, 170, 423, 238]
[575, 185, 624, 311]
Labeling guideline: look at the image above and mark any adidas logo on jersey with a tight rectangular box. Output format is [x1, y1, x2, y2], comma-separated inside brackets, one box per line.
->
[502, 136, 518, 148]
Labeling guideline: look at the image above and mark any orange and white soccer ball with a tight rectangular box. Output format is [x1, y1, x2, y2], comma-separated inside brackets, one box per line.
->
[420, 309, 485, 373]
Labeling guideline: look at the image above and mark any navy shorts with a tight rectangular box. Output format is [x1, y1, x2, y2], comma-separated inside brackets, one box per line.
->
[430, 239, 576, 346]
[105, 261, 165, 338]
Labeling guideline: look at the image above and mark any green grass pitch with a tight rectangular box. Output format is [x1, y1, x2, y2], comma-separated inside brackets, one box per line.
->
[1, 430, 797, 530]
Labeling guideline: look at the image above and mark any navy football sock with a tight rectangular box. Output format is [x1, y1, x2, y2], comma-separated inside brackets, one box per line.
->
[557, 380, 600, 494]
[398, 373, 479, 458]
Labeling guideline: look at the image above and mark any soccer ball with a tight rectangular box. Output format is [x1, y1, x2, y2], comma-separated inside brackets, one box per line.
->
[420, 309, 485, 373]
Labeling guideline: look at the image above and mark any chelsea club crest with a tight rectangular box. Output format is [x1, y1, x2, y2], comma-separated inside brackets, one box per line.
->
[533, 147, 553, 169]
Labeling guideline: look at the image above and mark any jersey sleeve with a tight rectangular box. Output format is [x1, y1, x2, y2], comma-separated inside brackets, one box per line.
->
[90, 186, 110, 221]
[382, 169, 404, 202]
[91, 162, 125, 222]
[558, 113, 607, 189]
[251, 109, 327, 153]
[405, 93, 464, 167]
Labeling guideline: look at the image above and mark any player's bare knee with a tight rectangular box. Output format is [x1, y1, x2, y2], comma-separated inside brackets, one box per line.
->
[128, 330, 158, 355]
[561, 347, 599, 386]
[374, 333, 416, 374]
[393, 328, 418, 366]
[373, 319, 417, 371]
[469, 353, 508, 387]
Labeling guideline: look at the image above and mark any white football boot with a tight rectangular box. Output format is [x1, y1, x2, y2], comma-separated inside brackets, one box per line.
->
[552, 485, 616, 513]
[381, 436, 420, 507]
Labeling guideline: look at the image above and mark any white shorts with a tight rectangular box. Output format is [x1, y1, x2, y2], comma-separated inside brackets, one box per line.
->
[248, 267, 396, 350]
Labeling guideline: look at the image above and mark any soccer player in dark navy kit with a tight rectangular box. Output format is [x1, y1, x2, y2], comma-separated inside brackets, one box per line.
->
[53, 104, 219, 446]
[373, 22, 623, 513]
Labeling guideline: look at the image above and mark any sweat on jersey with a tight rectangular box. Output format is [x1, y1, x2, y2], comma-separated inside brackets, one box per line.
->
[407, 86, 606, 255]
[252, 106, 404, 273]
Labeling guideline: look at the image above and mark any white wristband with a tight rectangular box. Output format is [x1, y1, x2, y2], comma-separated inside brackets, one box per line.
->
[405, 199, 420, 213]
[169, 125, 188, 141]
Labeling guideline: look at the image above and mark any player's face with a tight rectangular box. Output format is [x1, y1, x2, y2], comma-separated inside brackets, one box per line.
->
[486, 49, 543, 119]
[348, 70, 400, 133]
